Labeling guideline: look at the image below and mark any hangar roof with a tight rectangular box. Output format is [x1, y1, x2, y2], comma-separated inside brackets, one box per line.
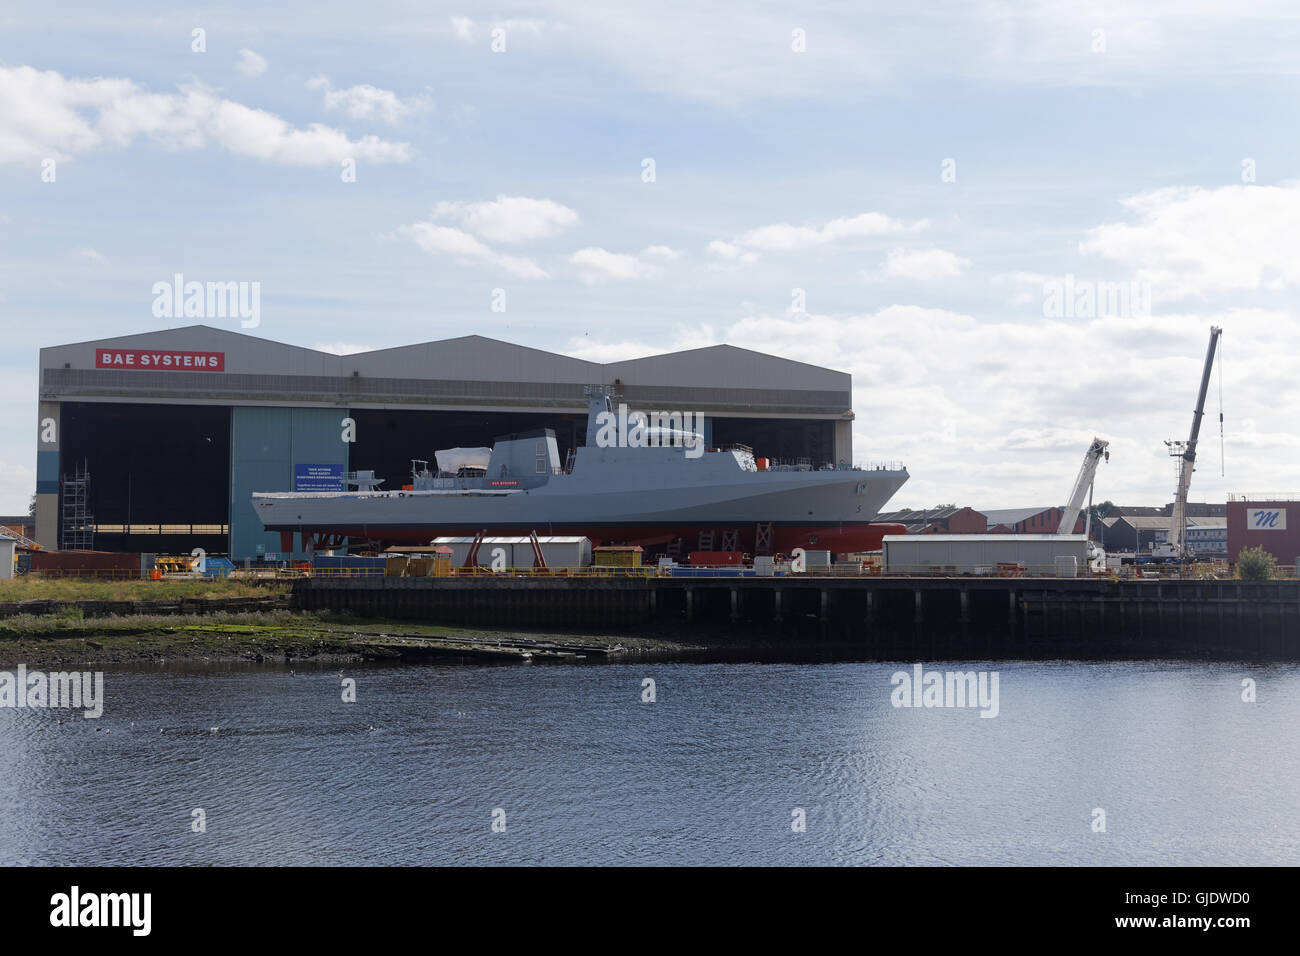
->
[40, 326, 851, 417]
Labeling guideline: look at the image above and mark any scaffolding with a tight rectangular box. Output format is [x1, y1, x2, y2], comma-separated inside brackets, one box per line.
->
[60, 460, 94, 551]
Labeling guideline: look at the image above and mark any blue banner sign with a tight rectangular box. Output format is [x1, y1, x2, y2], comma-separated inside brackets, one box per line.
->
[294, 463, 344, 492]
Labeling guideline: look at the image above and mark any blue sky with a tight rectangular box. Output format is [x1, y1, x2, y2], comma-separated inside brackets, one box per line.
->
[3, 1, 1299, 514]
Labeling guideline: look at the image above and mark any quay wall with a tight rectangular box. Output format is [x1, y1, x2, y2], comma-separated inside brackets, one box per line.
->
[292, 576, 1300, 660]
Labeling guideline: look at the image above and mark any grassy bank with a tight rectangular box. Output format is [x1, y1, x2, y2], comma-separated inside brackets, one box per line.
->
[0, 577, 287, 602]
[0, 607, 683, 666]
[0, 576, 697, 666]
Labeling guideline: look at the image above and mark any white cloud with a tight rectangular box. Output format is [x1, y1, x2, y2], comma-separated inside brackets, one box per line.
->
[449, 16, 548, 43]
[641, 245, 682, 261]
[492, 2, 1300, 106]
[705, 240, 758, 266]
[713, 211, 928, 261]
[313, 342, 373, 355]
[564, 323, 719, 362]
[0, 365, 37, 513]
[881, 247, 971, 280]
[76, 248, 109, 266]
[235, 49, 268, 78]
[1080, 183, 1300, 299]
[0, 457, 35, 516]
[0, 65, 412, 165]
[432, 195, 578, 243]
[309, 75, 433, 125]
[568, 246, 675, 284]
[563, 338, 663, 362]
[397, 222, 549, 278]
[450, 17, 476, 42]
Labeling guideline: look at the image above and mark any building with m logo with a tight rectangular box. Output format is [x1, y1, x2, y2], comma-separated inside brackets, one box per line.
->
[1227, 496, 1300, 563]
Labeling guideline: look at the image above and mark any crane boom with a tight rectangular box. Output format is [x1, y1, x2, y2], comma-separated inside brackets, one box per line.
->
[1165, 326, 1222, 560]
[1058, 438, 1109, 535]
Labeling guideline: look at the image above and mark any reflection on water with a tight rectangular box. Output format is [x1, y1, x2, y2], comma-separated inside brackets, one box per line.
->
[1, 658, 1296, 865]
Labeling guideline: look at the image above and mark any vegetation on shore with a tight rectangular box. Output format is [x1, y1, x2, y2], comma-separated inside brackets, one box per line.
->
[0, 606, 677, 666]
[0, 577, 286, 602]
[1236, 546, 1277, 581]
[0, 608, 305, 638]
[0, 577, 686, 665]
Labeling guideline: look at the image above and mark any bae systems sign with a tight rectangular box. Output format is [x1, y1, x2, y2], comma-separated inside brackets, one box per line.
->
[95, 349, 225, 371]
[1246, 508, 1286, 530]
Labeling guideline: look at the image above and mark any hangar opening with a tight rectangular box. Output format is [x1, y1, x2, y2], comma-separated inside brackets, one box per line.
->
[347, 409, 588, 487]
[58, 402, 230, 555]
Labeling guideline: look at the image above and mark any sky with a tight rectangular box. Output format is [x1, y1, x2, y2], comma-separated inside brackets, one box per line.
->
[2, 1, 1298, 515]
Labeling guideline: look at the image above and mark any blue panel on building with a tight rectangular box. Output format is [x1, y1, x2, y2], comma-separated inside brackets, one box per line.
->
[36, 450, 59, 494]
[229, 407, 348, 560]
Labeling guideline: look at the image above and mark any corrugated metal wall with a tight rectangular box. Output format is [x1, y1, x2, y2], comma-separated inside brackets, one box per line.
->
[229, 407, 348, 560]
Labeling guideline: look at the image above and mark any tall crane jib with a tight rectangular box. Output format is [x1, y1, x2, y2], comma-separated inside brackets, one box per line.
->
[1058, 438, 1110, 538]
[1164, 326, 1223, 561]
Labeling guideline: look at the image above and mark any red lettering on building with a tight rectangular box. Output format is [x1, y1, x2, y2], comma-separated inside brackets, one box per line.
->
[94, 350, 225, 371]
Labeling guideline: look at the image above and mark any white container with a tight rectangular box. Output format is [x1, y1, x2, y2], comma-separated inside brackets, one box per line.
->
[1054, 555, 1079, 578]
[0, 538, 15, 579]
[881, 534, 1090, 576]
[431, 536, 592, 569]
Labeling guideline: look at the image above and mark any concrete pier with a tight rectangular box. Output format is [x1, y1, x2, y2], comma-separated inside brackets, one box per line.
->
[292, 575, 1300, 660]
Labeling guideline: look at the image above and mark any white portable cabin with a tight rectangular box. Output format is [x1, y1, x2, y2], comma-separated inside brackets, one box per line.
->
[882, 534, 1091, 576]
[430, 535, 592, 569]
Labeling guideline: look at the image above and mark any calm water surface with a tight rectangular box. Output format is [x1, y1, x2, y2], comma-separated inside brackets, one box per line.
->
[1, 657, 1296, 865]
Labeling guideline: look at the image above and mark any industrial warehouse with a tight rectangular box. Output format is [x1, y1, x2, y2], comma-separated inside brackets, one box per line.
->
[33, 325, 861, 561]
[20, 323, 1299, 577]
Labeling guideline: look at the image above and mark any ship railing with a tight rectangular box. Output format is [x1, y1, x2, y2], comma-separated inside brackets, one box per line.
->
[764, 457, 814, 471]
[856, 461, 906, 472]
[762, 458, 906, 472]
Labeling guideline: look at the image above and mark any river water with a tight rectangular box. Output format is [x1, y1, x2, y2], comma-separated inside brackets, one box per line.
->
[1, 657, 1296, 865]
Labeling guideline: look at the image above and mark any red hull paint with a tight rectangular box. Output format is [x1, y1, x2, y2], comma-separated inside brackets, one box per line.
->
[288, 523, 907, 557]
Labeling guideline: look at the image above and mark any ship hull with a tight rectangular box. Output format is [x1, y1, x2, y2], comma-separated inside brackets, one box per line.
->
[255, 455, 908, 556]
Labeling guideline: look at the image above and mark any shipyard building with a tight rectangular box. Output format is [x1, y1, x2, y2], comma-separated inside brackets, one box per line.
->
[1226, 496, 1300, 564]
[35, 326, 859, 560]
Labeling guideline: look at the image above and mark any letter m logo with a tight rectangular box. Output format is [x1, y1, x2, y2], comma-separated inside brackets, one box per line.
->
[1247, 508, 1285, 530]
